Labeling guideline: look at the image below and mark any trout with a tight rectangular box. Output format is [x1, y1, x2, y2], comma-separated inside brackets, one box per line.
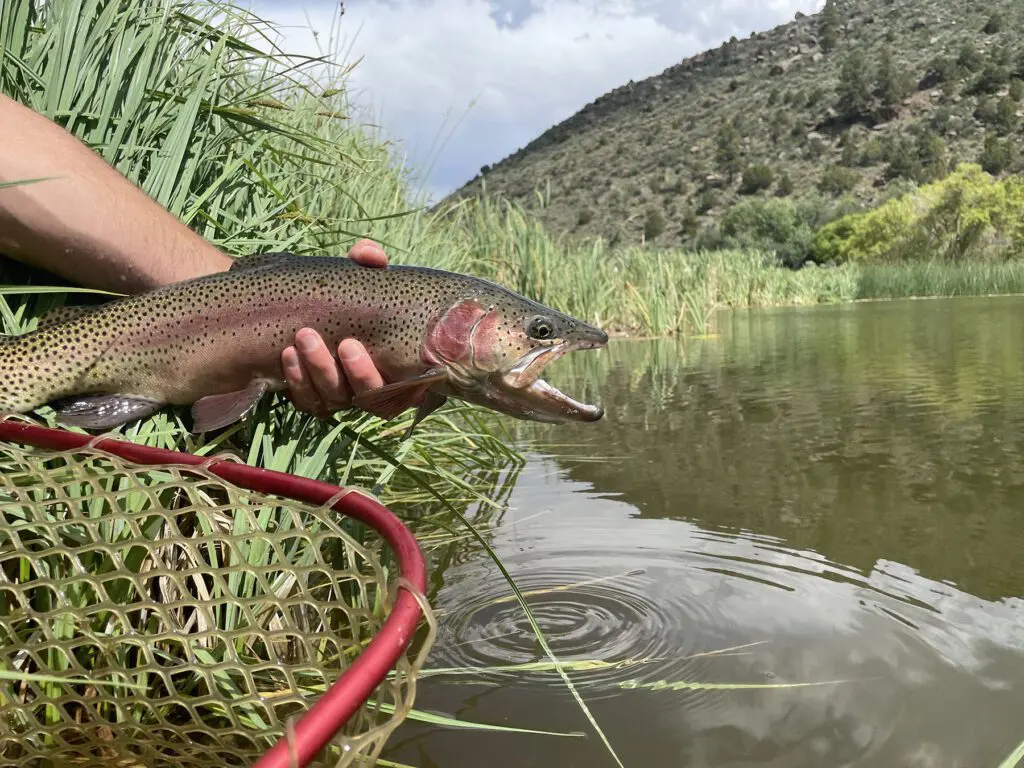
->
[0, 252, 608, 436]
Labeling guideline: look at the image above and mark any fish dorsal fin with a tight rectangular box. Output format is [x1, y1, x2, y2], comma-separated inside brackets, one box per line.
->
[229, 251, 305, 271]
[35, 304, 98, 329]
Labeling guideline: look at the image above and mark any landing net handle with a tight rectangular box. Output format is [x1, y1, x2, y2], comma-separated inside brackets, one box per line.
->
[0, 420, 429, 768]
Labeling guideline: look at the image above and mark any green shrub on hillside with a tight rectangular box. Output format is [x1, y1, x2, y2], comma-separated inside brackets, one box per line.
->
[739, 164, 774, 194]
[812, 164, 1024, 264]
[694, 193, 857, 267]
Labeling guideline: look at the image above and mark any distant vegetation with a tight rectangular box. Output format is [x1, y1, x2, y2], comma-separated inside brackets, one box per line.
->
[813, 163, 1024, 264]
[446, 0, 1024, 252]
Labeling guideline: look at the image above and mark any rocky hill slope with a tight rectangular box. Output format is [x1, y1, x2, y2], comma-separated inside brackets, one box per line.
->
[444, 0, 1024, 248]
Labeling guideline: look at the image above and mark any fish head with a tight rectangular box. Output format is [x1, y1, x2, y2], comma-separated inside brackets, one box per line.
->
[422, 286, 608, 424]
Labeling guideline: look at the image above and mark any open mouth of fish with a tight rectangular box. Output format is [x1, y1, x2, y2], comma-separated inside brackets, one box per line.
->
[487, 339, 605, 423]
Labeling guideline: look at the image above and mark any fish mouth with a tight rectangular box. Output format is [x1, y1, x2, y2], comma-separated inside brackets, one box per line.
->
[483, 339, 605, 424]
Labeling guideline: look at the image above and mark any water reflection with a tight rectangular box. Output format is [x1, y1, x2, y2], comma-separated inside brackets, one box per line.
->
[385, 297, 1024, 768]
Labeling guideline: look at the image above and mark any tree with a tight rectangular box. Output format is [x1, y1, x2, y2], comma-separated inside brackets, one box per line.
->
[983, 12, 1004, 34]
[836, 50, 872, 119]
[996, 96, 1018, 135]
[884, 135, 922, 182]
[714, 120, 743, 181]
[957, 43, 983, 74]
[739, 164, 774, 194]
[643, 208, 666, 241]
[980, 135, 1016, 175]
[679, 209, 700, 238]
[818, 0, 840, 53]
[875, 47, 911, 118]
[916, 132, 949, 182]
[971, 62, 1010, 95]
[818, 165, 859, 196]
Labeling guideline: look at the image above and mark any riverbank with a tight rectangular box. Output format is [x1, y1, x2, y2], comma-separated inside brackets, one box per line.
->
[439, 194, 1024, 338]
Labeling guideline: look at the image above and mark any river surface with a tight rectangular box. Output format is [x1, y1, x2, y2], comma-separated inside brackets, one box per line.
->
[383, 296, 1024, 768]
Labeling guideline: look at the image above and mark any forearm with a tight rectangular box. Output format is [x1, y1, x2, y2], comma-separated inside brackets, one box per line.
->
[0, 93, 231, 293]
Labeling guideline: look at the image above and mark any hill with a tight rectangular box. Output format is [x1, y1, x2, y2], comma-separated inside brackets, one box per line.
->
[443, 0, 1024, 250]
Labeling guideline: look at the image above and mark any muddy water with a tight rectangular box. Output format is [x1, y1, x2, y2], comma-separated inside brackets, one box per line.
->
[384, 297, 1024, 768]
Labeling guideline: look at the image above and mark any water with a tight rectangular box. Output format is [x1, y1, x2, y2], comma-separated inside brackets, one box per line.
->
[384, 297, 1024, 768]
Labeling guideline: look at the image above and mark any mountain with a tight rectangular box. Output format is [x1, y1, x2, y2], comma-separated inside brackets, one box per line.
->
[443, 0, 1024, 249]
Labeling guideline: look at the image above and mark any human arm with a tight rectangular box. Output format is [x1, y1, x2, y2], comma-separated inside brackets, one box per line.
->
[0, 91, 233, 292]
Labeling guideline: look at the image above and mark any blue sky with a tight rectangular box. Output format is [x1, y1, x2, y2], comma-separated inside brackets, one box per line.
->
[249, 0, 824, 202]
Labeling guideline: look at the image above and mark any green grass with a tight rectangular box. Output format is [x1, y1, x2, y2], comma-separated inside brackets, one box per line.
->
[853, 260, 1024, 300]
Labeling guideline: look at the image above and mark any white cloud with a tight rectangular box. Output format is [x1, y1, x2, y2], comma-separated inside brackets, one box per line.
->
[247, 0, 822, 201]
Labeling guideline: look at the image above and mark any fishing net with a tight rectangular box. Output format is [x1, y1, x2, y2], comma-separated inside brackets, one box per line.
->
[0, 421, 436, 768]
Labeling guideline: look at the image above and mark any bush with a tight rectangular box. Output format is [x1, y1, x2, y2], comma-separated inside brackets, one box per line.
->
[995, 96, 1018, 134]
[980, 135, 1017, 175]
[970, 63, 1010, 95]
[695, 194, 857, 268]
[643, 208, 666, 241]
[957, 43, 984, 73]
[983, 12, 1004, 34]
[818, 165, 859, 196]
[811, 164, 1024, 264]
[739, 164, 774, 194]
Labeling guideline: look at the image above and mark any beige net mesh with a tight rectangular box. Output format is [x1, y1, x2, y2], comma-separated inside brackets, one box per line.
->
[0, 435, 435, 768]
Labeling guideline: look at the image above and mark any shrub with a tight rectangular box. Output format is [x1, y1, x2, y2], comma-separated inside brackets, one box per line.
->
[980, 135, 1017, 175]
[739, 164, 774, 194]
[643, 208, 666, 241]
[811, 164, 1024, 264]
[695, 194, 857, 268]
[818, 165, 859, 196]
[983, 12, 1004, 34]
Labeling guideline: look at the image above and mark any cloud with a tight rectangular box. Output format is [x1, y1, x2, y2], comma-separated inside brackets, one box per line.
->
[247, 0, 822, 201]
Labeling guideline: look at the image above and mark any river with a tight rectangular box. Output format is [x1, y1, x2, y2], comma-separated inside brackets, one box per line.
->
[384, 296, 1024, 768]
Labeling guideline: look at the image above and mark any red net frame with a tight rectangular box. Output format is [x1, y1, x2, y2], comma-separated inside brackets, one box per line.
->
[0, 419, 429, 768]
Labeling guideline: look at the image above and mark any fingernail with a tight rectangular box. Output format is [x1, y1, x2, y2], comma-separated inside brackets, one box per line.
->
[338, 340, 362, 362]
[297, 330, 318, 353]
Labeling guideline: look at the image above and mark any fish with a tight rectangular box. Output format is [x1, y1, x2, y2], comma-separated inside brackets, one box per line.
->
[0, 251, 608, 437]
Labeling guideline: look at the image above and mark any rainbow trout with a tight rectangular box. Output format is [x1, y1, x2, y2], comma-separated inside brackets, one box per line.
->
[0, 252, 607, 436]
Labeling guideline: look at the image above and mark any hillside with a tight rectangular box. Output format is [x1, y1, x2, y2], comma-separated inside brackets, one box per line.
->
[443, 0, 1024, 250]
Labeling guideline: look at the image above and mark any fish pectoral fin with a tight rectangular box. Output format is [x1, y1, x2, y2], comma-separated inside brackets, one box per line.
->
[352, 369, 448, 421]
[403, 391, 449, 440]
[54, 395, 164, 430]
[191, 379, 270, 433]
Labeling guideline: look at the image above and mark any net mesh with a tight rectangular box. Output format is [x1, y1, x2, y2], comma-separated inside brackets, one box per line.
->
[0, 435, 435, 768]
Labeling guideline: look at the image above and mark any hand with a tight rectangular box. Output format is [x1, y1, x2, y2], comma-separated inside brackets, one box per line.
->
[281, 239, 393, 418]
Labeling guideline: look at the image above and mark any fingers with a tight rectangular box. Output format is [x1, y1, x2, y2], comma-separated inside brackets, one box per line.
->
[340, 338, 427, 408]
[282, 346, 327, 416]
[338, 338, 384, 394]
[347, 238, 388, 268]
[283, 331, 392, 420]
[282, 329, 352, 416]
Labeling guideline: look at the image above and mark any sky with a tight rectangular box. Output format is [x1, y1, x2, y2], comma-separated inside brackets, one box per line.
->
[248, 0, 824, 202]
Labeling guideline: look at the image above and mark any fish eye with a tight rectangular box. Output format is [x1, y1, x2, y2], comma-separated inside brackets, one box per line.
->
[527, 316, 556, 340]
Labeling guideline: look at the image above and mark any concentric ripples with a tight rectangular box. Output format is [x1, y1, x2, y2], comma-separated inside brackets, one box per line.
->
[428, 541, 821, 705]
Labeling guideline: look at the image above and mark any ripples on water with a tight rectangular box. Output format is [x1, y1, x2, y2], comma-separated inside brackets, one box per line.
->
[387, 298, 1024, 768]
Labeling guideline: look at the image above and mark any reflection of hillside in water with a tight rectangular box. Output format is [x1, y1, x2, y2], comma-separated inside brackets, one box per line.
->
[517, 296, 1024, 603]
